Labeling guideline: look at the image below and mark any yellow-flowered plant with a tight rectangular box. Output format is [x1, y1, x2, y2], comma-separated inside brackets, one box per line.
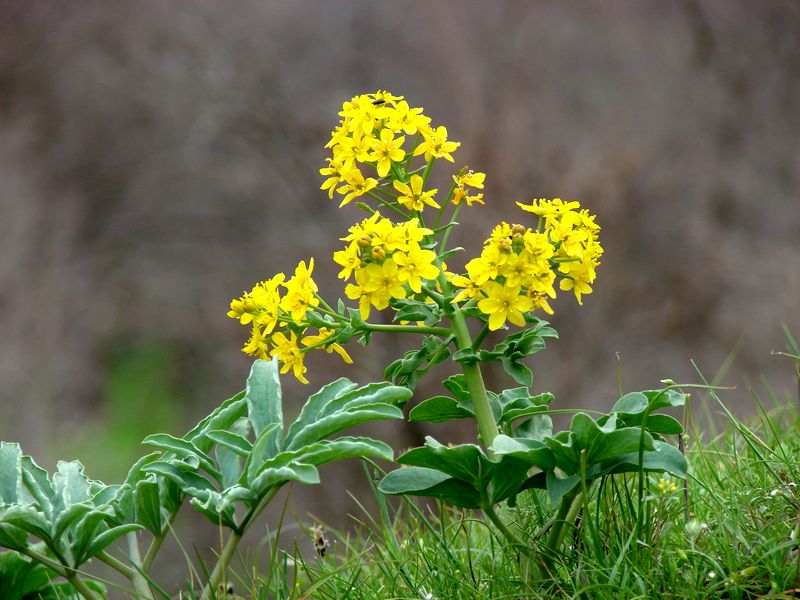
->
[230, 90, 603, 392]
[225, 91, 693, 575]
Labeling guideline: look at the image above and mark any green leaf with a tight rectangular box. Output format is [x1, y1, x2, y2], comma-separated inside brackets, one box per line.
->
[249, 463, 319, 497]
[245, 423, 283, 484]
[134, 479, 163, 535]
[53, 503, 93, 543]
[0, 523, 29, 551]
[642, 389, 688, 410]
[397, 438, 491, 489]
[490, 435, 555, 471]
[378, 467, 482, 509]
[20, 456, 55, 520]
[0, 442, 22, 504]
[142, 462, 215, 498]
[284, 378, 357, 444]
[384, 337, 452, 390]
[515, 415, 554, 441]
[141, 434, 220, 482]
[53, 461, 91, 514]
[620, 413, 684, 435]
[589, 440, 688, 479]
[0, 506, 52, 543]
[409, 396, 474, 423]
[500, 357, 533, 386]
[611, 392, 649, 414]
[500, 392, 553, 424]
[244, 358, 283, 458]
[71, 508, 115, 566]
[546, 471, 581, 504]
[206, 429, 252, 457]
[184, 391, 247, 453]
[392, 298, 442, 326]
[215, 418, 251, 489]
[79, 524, 143, 566]
[286, 404, 403, 452]
[279, 437, 393, 468]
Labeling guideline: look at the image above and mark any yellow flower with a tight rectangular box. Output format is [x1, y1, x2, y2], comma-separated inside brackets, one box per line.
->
[413, 125, 459, 163]
[270, 331, 308, 384]
[386, 100, 431, 135]
[361, 260, 407, 303]
[301, 327, 353, 364]
[369, 128, 406, 177]
[516, 198, 581, 219]
[393, 175, 440, 212]
[392, 245, 440, 293]
[280, 259, 320, 323]
[320, 157, 347, 199]
[242, 325, 270, 360]
[333, 243, 361, 280]
[558, 261, 596, 305]
[228, 273, 285, 334]
[477, 282, 533, 331]
[337, 169, 378, 207]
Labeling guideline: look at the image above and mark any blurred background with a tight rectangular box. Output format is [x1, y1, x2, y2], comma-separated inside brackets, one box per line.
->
[1, 0, 799, 591]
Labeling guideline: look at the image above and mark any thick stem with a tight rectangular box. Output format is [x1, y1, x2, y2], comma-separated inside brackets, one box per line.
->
[483, 502, 533, 559]
[449, 308, 500, 448]
[126, 532, 155, 599]
[200, 487, 281, 600]
[65, 572, 101, 600]
[200, 530, 242, 600]
[542, 491, 582, 566]
[142, 507, 179, 573]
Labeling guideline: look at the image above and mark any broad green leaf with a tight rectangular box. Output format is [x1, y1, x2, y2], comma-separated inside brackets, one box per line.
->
[79, 524, 143, 566]
[0, 523, 29, 551]
[134, 479, 163, 535]
[285, 403, 403, 451]
[489, 457, 532, 505]
[141, 434, 220, 482]
[500, 393, 553, 424]
[183, 391, 247, 451]
[398, 438, 491, 489]
[546, 471, 581, 503]
[0, 549, 55, 599]
[71, 508, 115, 566]
[409, 396, 474, 423]
[611, 392, 648, 415]
[245, 423, 283, 484]
[0, 505, 52, 543]
[0, 442, 22, 504]
[20, 456, 54, 520]
[206, 429, 252, 457]
[281, 437, 393, 468]
[53, 503, 94, 543]
[249, 463, 319, 497]
[589, 428, 654, 464]
[244, 358, 283, 458]
[642, 389, 688, 410]
[500, 357, 533, 387]
[215, 418, 250, 489]
[515, 415, 553, 441]
[53, 461, 90, 514]
[378, 467, 482, 509]
[318, 382, 411, 419]
[589, 440, 688, 479]
[620, 413, 684, 435]
[490, 435, 555, 472]
[142, 462, 215, 498]
[442, 375, 471, 404]
[284, 378, 358, 445]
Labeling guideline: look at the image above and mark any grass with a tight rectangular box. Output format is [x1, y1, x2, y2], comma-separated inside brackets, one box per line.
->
[208, 378, 800, 600]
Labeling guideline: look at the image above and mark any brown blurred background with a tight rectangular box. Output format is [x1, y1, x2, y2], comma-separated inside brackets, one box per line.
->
[1, 0, 799, 590]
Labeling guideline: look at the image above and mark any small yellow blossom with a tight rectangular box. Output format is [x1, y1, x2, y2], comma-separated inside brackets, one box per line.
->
[393, 175, 440, 212]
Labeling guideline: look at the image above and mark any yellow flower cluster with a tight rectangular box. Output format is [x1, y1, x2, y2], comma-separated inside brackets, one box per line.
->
[227, 259, 351, 383]
[451, 198, 602, 330]
[333, 213, 440, 320]
[657, 477, 678, 495]
[320, 91, 459, 208]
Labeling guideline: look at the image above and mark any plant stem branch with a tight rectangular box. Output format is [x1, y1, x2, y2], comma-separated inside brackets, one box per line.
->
[483, 502, 533, 559]
[142, 507, 179, 573]
[65, 571, 102, 600]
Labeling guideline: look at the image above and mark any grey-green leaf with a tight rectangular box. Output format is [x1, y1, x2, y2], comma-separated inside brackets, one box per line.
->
[285, 403, 403, 451]
[134, 479, 163, 535]
[244, 358, 283, 458]
[0, 442, 22, 504]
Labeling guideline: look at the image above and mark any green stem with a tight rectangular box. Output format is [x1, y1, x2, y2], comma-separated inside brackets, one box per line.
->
[483, 502, 534, 559]
[142, 507, 179, 573]
[65, 572, 101, 600]
[126, 532, 154, 599]
[200, 487, 281, 600]
[20, 547, 67, 578]
[96, 551, 135, 579]
[366, 191, 409, 219]
[438, 204, 463, 257]
[542, 490, 582, 567]
[420, 157, 435, 186]
[448, 307, 500, 448]
[363, 322, 451, 336]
